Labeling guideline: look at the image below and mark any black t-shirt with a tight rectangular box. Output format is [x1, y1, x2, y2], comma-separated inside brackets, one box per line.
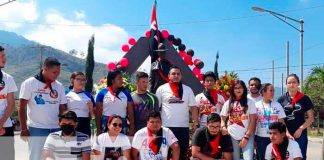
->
[277, 93, 314, 134]
[191, 127, 233, 159]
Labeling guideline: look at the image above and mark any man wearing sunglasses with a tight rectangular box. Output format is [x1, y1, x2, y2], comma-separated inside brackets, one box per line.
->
[192, 113, 233, 160]
[132, 111, 180, 160]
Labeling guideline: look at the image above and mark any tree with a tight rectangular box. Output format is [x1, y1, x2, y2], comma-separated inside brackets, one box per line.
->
[303, 66, 324, 133]
[69, 49, 78, 56]
[85, 35, 95, 93]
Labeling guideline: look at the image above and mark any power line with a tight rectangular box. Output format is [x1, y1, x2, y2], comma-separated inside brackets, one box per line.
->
[0, 4, 323, 27]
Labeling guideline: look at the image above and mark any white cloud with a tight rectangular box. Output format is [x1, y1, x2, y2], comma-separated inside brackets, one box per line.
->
[0, 0, 38, 29]
[24, 11, 131, 64]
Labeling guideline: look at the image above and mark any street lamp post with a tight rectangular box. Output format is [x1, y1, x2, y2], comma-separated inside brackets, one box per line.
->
[252, 6, 304, 92]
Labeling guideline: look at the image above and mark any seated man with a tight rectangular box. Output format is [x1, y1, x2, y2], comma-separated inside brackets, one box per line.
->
[192, 113, 233, 160]
[265, 122, 302, 160]
[132, 111, 180, 160]
[42, 111, 91, 160]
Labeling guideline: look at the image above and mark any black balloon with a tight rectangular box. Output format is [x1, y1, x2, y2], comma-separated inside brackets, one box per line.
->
[168, 35, 175, 41]
[178, 44, 186, 51]
[174, 38, 182, 46]
[195, 61, 204, 69]
[186, 49, 194, 57]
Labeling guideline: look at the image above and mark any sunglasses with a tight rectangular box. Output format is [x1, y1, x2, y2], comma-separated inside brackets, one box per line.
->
[112, 123, 122, 128]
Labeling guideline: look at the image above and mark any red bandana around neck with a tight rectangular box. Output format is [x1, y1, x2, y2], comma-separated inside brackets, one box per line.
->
[147, 128, 162, 155]
[209, 89, 218, 105]
[107, 87, 117, 101]
[290, 91, 304, 108]
[169, 81, 180, 98]
[272, 143, 283, 160]
[44, 81, 53, 89]
[209, 132, 221, 157]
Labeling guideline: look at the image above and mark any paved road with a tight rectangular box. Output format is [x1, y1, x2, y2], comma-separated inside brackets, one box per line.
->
[14, 135, 323, 160]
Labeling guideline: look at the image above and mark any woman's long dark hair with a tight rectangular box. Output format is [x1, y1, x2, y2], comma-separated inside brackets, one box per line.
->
[69, 72, 85, 89]
[229, 80, 248, 113]
[107, 70, 124, 100]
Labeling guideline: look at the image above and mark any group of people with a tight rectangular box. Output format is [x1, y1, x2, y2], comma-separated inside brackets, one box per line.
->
[0, 45, 315, 160]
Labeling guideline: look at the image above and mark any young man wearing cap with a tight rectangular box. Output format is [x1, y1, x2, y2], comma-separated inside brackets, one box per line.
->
[19, 57, 68, 160]
[42, 111, 91, 160]
[132, 71, 159, 131]
[149, 43, 172, 94]
[265, 122, 302, 160]
[0, 46, 18, 160]
[155, 66, 199, 159]
[192, 113, 233, 160]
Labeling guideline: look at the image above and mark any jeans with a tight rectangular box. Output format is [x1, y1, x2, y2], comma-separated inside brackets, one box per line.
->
[295, 130, 308, 160]
[28, 126, 60, 160]
[0, 127, 15, 160]
[255, 136, 271, 160]
[169, 127, 189, 160]
[231, 135, 255, 160]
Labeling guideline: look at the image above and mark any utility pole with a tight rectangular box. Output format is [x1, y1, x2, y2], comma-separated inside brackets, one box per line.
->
[286, 41, 289, 77]
[30, 45, 46, 70]
[272, 60, 274, 86]
[281, 73, 284, 95]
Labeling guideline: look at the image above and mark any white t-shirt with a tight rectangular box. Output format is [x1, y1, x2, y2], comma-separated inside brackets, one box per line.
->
[66, 90, 95, 118]
[0, 71, 18, 127]
[156, 83, 198, 127]
[19, 77, 68, 128]
[247, 94, 263, 103]
[220, 99, 257, 140]
[132, 127, 178, 160]
[255, 100, 286, 137]
[96, 88, 133, 117]
[265, 140, 302, 160]
[195, 92, 225, 127]
[43, 131, 91, 160]
[92, 132, 131, 160]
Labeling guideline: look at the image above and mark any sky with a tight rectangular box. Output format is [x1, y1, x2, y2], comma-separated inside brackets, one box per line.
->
[0, 0, 323, 88]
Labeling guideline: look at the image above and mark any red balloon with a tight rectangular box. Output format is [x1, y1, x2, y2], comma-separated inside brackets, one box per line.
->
[179, 51, 186, 57]
[193, 58, 201, 65]
[193, 67, 201, 75]
[198, 73, 204, 81]
[119, 58, 129, 67]
[184, 55, 193, 65]
[161, 30, 170, 39]
[145, 30, 151, 37]
[107, 62, 117, 71]
[128, 38, 136, 45]
[121, 44, 130, 52]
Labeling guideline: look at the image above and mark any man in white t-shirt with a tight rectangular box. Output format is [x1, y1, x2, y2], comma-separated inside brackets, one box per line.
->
[0, 46, 18, 160]
[19, 57, 68, 160]
[43, 111, 91, 160]
[195, 71, 225, 127]
[132, 111, 180, 160]
[247, 77, 263, 103]
[265, 122, 302, 160]
[155, 66, 199, 159]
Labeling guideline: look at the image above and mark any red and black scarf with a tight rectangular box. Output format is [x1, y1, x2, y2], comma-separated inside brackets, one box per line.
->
[206, 129, 221, 157]
[34, 70, 54, 92]
[148, 128, 163, 155]
[203, 89, 218, 105]
[272, 137, 289, 160]
[169, 81, 183, 99]
[107, 86, 123, 101]
[287, 91, 304, 108]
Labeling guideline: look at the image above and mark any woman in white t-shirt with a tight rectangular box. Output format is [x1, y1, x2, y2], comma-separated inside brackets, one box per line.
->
[66, 72, 95, 137]
[93, 114, 131, 160]
[96, 70, 135, 136]
[220, 80, 257, 160]
[255, 83, 286, 160]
